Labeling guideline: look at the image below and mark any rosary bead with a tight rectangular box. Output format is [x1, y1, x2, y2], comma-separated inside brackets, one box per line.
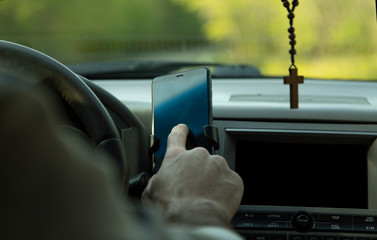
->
[282, 0, 301, 80]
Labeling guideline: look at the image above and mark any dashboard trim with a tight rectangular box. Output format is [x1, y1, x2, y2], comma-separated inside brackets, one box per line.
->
[226, 128, 377, 137]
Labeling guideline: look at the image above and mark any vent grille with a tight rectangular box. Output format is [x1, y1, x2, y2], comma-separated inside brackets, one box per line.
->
[230, 95, 370, 105]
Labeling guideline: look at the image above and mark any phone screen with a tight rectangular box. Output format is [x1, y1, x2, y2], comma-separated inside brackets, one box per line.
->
[152, 68, 212, 171]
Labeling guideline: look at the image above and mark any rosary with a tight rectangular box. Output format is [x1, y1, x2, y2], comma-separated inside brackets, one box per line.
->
[281, 0, 304, 109]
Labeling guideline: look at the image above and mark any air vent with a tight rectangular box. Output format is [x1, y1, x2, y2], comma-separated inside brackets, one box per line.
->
[230, 94, 370, 105]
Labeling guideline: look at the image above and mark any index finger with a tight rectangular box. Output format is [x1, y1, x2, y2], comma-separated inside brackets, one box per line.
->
[166, 124, 189, 153]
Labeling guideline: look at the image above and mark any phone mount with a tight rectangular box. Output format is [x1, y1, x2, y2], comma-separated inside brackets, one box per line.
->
[148, 134, 160, 156]
[204, 125, 220, 151]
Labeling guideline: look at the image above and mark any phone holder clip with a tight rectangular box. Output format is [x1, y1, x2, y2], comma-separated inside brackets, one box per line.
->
[204, 125, 220, 150]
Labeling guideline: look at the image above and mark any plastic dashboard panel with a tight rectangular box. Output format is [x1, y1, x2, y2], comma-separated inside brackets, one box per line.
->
[93, 78, 377, 239]
[93, 78, 377, 126]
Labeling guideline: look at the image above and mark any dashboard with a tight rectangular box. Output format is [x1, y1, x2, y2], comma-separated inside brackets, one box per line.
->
[93, 77, 377, 239]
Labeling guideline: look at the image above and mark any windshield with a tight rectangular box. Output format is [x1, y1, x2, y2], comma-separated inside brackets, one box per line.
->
[1, 0, 376, 80]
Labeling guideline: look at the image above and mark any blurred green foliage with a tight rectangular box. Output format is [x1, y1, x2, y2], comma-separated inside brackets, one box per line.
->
[0, 0, 376, 79]
[173, 0, 377, 79]
[0, 0, 204, 62]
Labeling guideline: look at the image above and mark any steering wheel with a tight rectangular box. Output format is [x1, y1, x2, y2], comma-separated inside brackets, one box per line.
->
[0, 40, 129, 189]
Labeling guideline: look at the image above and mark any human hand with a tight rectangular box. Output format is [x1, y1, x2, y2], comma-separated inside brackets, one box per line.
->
[142, 124, 244, 227]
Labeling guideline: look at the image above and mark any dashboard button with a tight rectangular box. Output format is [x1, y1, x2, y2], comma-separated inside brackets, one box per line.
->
[319, 214, 352, 223]
[252, 234, 268, 240]
[254, 212, 291, 221]
[289, 235, 306, 240]
[234, 220, 273, 228]
[236, 212, 257, 220]
[270, 234, 288, 240]
[353, 223, 377, 232]
[315, 222, 352, 231]
[307, 235, 322, 240]
[265, 221, 288, 229]
[354, 216, 377, 224]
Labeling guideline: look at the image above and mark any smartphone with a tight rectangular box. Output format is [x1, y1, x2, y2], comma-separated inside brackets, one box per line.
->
[152, 67, 213, 171]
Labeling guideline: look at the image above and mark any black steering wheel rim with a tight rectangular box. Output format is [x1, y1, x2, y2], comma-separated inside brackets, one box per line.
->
[0, 40, 128, 188]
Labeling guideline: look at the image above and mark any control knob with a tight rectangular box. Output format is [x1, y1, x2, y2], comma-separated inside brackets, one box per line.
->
[292, 212, 314, 232]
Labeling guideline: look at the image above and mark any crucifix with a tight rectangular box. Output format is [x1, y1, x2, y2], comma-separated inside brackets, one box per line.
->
[284, 67, 303, 109]
[281, 0, 304, 109]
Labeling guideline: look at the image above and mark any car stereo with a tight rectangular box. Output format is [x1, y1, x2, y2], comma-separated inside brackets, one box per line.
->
[215, 121, 377, 240]
[233, 138, 377, 239]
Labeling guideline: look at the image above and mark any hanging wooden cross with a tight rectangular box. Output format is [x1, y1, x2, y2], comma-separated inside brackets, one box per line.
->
[284, 67, 303, 109]
[281, 0, 304, 109]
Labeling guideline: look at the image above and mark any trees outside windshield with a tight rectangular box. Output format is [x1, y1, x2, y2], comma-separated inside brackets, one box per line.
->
[0, 0, 376, 80]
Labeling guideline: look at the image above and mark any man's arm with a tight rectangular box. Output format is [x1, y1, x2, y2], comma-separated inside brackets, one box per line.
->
[0, 90, 244, 240]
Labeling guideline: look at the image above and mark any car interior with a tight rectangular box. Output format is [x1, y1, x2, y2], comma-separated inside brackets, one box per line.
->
[1, 0, 377, 239]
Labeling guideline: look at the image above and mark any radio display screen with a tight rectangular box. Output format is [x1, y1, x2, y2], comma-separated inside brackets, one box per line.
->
[236, 140, 368, 209]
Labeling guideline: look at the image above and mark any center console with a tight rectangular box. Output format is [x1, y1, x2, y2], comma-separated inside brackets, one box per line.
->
[214, 120, 377, 240]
